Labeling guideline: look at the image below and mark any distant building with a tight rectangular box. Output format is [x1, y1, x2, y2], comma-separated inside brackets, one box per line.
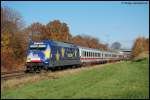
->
[119, 49, 132, 59]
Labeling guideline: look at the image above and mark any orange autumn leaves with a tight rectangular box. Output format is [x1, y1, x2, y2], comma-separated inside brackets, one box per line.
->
[131, 37, 149, 58]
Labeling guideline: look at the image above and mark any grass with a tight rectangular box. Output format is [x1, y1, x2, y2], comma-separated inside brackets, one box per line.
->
[1, 58, 149, 99]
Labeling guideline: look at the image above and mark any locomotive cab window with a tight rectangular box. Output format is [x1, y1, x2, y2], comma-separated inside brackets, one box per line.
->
[29, 44, 47, 50]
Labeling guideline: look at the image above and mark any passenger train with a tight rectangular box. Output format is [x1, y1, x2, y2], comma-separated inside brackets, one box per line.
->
[26, 40, 124, 72]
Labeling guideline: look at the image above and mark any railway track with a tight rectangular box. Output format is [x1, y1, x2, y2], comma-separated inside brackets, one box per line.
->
[1, 70, 26, 80]
[1, 61, 122, 81]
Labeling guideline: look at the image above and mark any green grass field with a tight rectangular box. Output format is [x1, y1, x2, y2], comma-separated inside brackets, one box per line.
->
[1, 58, 149, 99]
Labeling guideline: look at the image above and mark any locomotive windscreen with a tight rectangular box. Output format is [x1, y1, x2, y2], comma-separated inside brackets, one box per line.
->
[29, 44, 47, 50]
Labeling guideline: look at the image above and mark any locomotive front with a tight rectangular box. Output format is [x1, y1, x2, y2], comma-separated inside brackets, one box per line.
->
[26, 42, 51, 72]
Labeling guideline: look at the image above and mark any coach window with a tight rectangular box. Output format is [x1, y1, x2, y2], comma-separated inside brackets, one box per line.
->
[82, 51, 84, 57]
[90, 52, 91, 57]
[89, 52, 91, 57]
[86, 52, 87, 57]
[83, 51, 85, 57]
[87, 52, 89, 57]
[86, 51, 88, 57]
[86, 52, 88, 57]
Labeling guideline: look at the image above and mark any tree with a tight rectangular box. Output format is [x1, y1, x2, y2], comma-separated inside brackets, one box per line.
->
[72, 34, 108, 50]
[25, 22, 46, 41]
[1, 6, 25, 71]
[111, 42, 121, 50]
[131, 37, 149, 58]
[46, 20, 72, 42]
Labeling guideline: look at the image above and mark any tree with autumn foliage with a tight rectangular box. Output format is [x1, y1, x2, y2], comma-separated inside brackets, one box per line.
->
[72, 34, 108, 50]
[131, 36, 149, 58]
[24, 22, 46, 41]
[1, 6, 25, 71]
[25, 20, 72, 42]
[46, 20, 72, 42]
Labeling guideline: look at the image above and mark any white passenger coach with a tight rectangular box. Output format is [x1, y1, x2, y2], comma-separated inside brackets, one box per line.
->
[78, 46, 123, 63]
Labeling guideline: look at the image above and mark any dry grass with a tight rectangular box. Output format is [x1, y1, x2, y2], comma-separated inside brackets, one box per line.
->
[133, 51, 149, 61]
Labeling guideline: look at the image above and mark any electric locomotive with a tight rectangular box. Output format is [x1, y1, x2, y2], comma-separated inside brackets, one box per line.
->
[26, 40, 80, 72]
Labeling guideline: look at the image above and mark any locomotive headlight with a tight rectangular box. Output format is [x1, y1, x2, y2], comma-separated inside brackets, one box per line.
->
[26, 57, 31, 62]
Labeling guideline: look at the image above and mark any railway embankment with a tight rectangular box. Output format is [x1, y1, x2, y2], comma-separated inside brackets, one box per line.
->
[1, 58, 149, 99]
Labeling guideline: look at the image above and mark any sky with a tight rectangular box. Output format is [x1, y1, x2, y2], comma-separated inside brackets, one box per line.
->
[1, 1, 149, 49]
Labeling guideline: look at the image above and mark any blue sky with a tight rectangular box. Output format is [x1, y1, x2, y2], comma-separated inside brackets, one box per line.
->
[1, 1, 149, 49]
